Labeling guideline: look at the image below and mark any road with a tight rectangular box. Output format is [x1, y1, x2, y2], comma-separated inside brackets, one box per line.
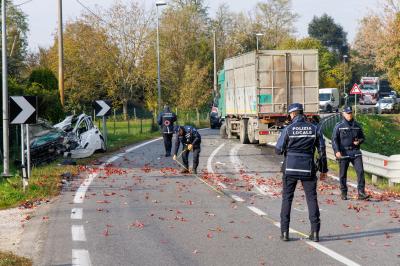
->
[34, 129, 400, 266]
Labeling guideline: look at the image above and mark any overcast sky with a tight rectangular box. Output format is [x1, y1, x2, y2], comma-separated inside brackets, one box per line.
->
[17, 0, 379, 52]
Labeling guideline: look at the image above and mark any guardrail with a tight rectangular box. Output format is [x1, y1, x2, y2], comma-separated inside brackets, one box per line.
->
[320, 114, 400, 186]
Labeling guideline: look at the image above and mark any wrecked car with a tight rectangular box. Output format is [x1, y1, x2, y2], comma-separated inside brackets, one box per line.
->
[54, 114, 106, 159]
[29, 119, 66, 166]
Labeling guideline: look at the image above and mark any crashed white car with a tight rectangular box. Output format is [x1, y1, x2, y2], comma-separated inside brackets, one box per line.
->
[54, 114, 106, 158]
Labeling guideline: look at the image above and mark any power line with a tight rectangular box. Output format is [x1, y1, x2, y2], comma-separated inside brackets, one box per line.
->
[75, 0, 119, 31]
[14, 0, 34, 7]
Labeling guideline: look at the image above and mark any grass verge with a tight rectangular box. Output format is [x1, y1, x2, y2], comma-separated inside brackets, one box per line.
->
[0, 251, 32, 266]
[0, 129, 159, 210]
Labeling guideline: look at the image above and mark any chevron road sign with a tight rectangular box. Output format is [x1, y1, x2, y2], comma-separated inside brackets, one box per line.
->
[94, 100, 112, 117]
[9, 96, 37, 124]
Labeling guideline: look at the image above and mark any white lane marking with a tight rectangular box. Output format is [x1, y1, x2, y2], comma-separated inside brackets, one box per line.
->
[231, 195, 245, 202]
[125, 138, 163, 153]
[107, 155, 120, 163]
[207, 143, 225, 173]
[71, 225, 87, 242]
[73, 173, 98, 204]
[71, 208, 83, 220]
[232, 142, 360, 265]
[247, 206, 267, 216]
[306, 241, 361, 266]
[72, 249, 92, 266]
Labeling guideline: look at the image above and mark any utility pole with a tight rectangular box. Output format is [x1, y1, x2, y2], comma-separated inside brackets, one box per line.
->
[2, 0, 10, 177]
[58, 0, 65, 107]
[213, 30, 217, 103]
[156, 1, 167, 112]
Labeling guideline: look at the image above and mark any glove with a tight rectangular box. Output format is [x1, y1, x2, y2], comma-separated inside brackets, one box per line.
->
[320, 172, 327, 181]
[187, 144, 193, 151]
[173, 155, 177, 161]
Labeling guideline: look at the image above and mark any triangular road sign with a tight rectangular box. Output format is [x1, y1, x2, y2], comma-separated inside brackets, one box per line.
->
[350, 84, 362, 95]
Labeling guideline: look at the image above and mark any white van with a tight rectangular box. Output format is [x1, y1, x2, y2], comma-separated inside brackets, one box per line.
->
[319, 88, 340, 113]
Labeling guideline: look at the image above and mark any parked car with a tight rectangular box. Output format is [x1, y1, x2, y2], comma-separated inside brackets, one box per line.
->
[319, 88, 340, 113]
[375, 97, 399, 114]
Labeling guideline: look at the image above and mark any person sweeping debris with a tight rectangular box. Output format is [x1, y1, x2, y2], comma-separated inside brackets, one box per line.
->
[173, 125, 201, 174]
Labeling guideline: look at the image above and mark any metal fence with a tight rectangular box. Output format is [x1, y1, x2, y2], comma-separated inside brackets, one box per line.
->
[320, 114, 400, 186]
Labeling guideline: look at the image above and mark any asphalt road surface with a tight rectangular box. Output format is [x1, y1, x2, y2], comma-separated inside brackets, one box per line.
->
[36, 129, 400, 266]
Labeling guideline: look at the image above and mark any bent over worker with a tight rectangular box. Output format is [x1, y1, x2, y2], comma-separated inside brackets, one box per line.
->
[173, 126, 201, 174]
[157, 105, 177, 157]
[275, 103, 328, 242]
[332, 106, 370, 200]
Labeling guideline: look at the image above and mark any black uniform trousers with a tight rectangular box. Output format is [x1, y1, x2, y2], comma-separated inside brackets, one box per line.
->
[339, 156, 365, 194]
[280, 175, 320, 233]
[163, 133, 173, 156]
[182, 147, 200, 170]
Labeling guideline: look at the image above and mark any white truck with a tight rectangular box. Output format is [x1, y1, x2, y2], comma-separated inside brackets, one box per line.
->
[219, 50, 320, 145]
[319, 88, 339, 113]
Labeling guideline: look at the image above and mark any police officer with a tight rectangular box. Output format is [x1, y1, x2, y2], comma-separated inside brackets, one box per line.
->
[157, 105, 177, 157]
[275, 103, 328, 242]
[332, 106, 370, 200]
[173, 125, 201, 174]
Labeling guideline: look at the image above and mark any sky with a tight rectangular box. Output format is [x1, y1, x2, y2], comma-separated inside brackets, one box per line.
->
[17, 0, 379, 52]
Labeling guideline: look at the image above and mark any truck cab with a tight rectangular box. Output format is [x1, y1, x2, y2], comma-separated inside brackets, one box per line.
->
[359, 77, 379, 105]
[319, 88, 339, 113]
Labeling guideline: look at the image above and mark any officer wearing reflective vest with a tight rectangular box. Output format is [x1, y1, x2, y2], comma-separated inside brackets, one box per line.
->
[332, 106, 370, 200]
[157, 105, 177, 157]
[275, 103, 328, 242]
[173, 125, 201, 174]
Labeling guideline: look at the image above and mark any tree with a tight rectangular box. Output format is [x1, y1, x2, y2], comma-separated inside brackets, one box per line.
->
[376, 13, 400, 91]
[254, 0, 298, 48]
[352, 15, 384, 77]
[0, 0, 29, 78]
[88, 1, 154, 119]
[45, 20, 116, 113]
[308, 14, 348, 58]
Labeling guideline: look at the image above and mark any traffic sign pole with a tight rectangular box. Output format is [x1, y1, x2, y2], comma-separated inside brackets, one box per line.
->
[102, 116, 107, 147]
[26, 124, 31, 179]
[94, 100, 112, 149]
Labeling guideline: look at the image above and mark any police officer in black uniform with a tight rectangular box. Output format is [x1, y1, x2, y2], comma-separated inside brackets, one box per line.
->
[173, 126, 201, 174]
[157, 105, 177, 157]
[276, 103, 328, 242]
[332, 106, 370, 200]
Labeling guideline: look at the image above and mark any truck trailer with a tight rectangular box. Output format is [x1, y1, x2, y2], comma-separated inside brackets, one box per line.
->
[217, 49, 320, 145]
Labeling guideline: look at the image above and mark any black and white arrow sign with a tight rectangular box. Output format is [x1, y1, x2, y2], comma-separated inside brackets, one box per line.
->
[9, 96, 37, 124]
[94, 100, 112, 117]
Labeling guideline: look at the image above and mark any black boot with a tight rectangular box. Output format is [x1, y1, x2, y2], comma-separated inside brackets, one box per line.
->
[181, 169, 189, 174]
[358, 192, 370, 200]
[280, 231, 289, 241]
[309, 231, 319, 242]
[341, 192, 348, 200]
[192, 168, 197, 175]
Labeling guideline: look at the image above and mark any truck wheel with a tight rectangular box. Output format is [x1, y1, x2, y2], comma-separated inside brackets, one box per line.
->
[220, 123, 227, 139]
[247, 121, 259, 144]
[239, 120, 249, 144]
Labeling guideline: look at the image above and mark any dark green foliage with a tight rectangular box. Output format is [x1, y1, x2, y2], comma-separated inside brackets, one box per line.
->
[28, 68, 58, 91]
[308, 14, 348, 58]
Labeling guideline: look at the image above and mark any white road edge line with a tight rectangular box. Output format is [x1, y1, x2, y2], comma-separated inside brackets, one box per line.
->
[72, 249, 92, 266]
[71, 225, 86, 242]
[207, 143, 225, 174]
[231, 195, 245, 202]
[73, 173, 98, 204]
[71, 208, 83, 220]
